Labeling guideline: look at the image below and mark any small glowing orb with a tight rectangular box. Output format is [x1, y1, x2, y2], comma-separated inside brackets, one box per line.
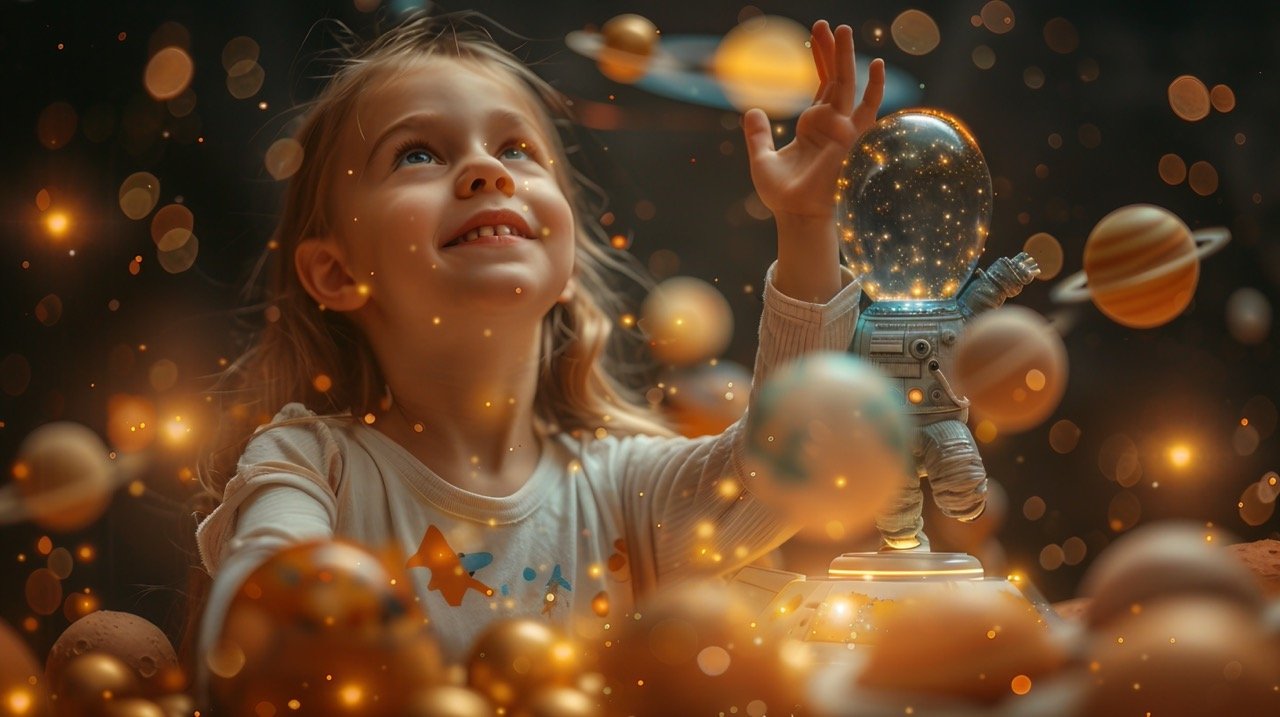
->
[1167, 444, 1192, 468]
[45, 212, 70, 237]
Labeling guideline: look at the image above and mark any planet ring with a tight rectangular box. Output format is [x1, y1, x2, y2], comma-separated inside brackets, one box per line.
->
[1050, 226, 1231, 304]
[565, 31, 921, 117]
[0, 455, 141, 527]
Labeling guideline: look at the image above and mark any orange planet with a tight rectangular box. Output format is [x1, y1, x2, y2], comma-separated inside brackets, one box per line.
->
[1052, 204, 1230, 328]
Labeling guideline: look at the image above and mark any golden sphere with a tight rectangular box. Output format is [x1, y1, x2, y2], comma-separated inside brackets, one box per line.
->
[1079, 521, 1263, 628]
[101, 698, 167, 717]
[53, 653, 140, 716]
[857, 589, 1068, 704]
[953, 305, 1068, 433]
[404, 685, 494, 717]
[0, 618, 49, 716]
[467, 620, 580, 709]
[1084, 204, 1199, 328]
[516, 686, 600, 717]
[598, 14, 658, 83]
[640, 277, 733, 366]
[211, 539, 441, 715]
[13, 421, 115, 532]
[47, 610, 183, 697]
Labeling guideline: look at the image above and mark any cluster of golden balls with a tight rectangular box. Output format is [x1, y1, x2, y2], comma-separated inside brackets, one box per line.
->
[198, 541, 808, 716]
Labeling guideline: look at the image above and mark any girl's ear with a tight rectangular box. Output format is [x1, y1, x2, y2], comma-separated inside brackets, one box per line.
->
[557, 276, 576, 304]
[295, 238, 368, 311]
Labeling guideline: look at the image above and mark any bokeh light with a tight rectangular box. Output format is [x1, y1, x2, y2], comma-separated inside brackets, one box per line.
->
[36, 101, 78, 149]
[980, 1, 1016, 34]
[119, 172, 161, 220]
[1168, 75, 1210, 121]
[144, 46, 195, 101]
[1022, 232, 1063, 280]
[1225, 287, 1271, 345]
[890, 10, 940, 56]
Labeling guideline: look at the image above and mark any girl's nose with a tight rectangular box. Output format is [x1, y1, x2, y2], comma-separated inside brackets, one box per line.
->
[455, 158, 515, 199]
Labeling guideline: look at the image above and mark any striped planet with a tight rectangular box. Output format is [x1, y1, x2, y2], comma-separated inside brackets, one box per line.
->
[1083, 204, 1199, 328]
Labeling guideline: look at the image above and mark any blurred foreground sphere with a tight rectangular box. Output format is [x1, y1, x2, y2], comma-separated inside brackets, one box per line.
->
[12, 422, 116, 531]
[601, 581, 804, 716]
[1, 618, 49, 716]
[210, 539, 441, 716]
[857, 589, 1068, 703]
[466, 619, 580, 710]
[744, 352, 913, 539]
[839, 110, 992, 302]
[47, 610, 183, 697]
[1083, 598, 1280, 716]
[640, 277, 733, 366]
[598, 14, 658, 83]
[953, 306, 1068, 433]
[1079, 521, 1263, 628]
[1083, 204, 1199, 328]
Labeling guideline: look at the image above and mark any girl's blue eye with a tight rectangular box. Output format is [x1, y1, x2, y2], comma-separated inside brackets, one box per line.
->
[501, 145, 531, 160]
[396, 147, 437, 168]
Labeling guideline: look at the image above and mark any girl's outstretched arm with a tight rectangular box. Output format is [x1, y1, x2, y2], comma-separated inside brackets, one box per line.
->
[741, 20, 885, 303]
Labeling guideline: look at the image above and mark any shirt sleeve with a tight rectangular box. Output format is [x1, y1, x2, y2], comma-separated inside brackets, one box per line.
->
[191, 404, 343, 700]
[613, 261, 861, 594]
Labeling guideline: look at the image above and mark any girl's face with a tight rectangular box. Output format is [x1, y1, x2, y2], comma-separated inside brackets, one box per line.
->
[324, 57, 576, 333]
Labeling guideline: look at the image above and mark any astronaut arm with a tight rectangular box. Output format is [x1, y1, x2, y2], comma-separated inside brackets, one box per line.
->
[958, 252, 1040, 318]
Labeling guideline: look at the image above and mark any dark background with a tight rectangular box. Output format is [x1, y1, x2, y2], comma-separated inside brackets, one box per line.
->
[2, 0, 1278, 659]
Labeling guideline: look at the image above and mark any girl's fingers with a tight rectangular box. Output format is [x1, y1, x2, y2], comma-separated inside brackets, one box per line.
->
[741, 107, 776, 163]
[853, 58, 886, 129]
[810, 20, 836, 106]
[832, 24, 855, 116]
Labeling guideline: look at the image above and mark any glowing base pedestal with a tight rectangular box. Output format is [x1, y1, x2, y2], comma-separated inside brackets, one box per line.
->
[729, 551, 1055, 659]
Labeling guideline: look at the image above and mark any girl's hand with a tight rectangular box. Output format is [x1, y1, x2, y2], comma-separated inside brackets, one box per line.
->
[742, 20, 885, 223]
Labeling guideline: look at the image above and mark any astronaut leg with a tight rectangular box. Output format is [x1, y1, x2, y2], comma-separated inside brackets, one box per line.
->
[875, 474, 925, 549]
[921, 419, 989, 522]
[876, 425, 928, 550]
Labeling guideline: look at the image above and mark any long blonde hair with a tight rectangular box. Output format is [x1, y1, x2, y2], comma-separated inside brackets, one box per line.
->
[198, 11, 672, 503]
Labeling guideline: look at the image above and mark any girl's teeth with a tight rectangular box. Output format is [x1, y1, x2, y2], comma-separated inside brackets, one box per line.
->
[457, 225, 520, 244]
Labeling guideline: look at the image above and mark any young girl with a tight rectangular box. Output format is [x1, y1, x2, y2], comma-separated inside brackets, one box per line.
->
[193, 9, 884, 671]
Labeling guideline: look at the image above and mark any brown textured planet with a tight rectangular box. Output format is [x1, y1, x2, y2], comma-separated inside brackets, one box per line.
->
[1226, 539, 1280, 597]
[46, 610, 183, 696]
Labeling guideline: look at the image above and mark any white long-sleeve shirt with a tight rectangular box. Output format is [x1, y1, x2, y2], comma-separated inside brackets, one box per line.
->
[195, 263, 861, 665]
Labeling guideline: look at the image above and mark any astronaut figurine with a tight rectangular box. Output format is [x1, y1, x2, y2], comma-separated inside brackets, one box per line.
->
[836, 108, 1042, 550]
[849, 253, 1040, 549]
